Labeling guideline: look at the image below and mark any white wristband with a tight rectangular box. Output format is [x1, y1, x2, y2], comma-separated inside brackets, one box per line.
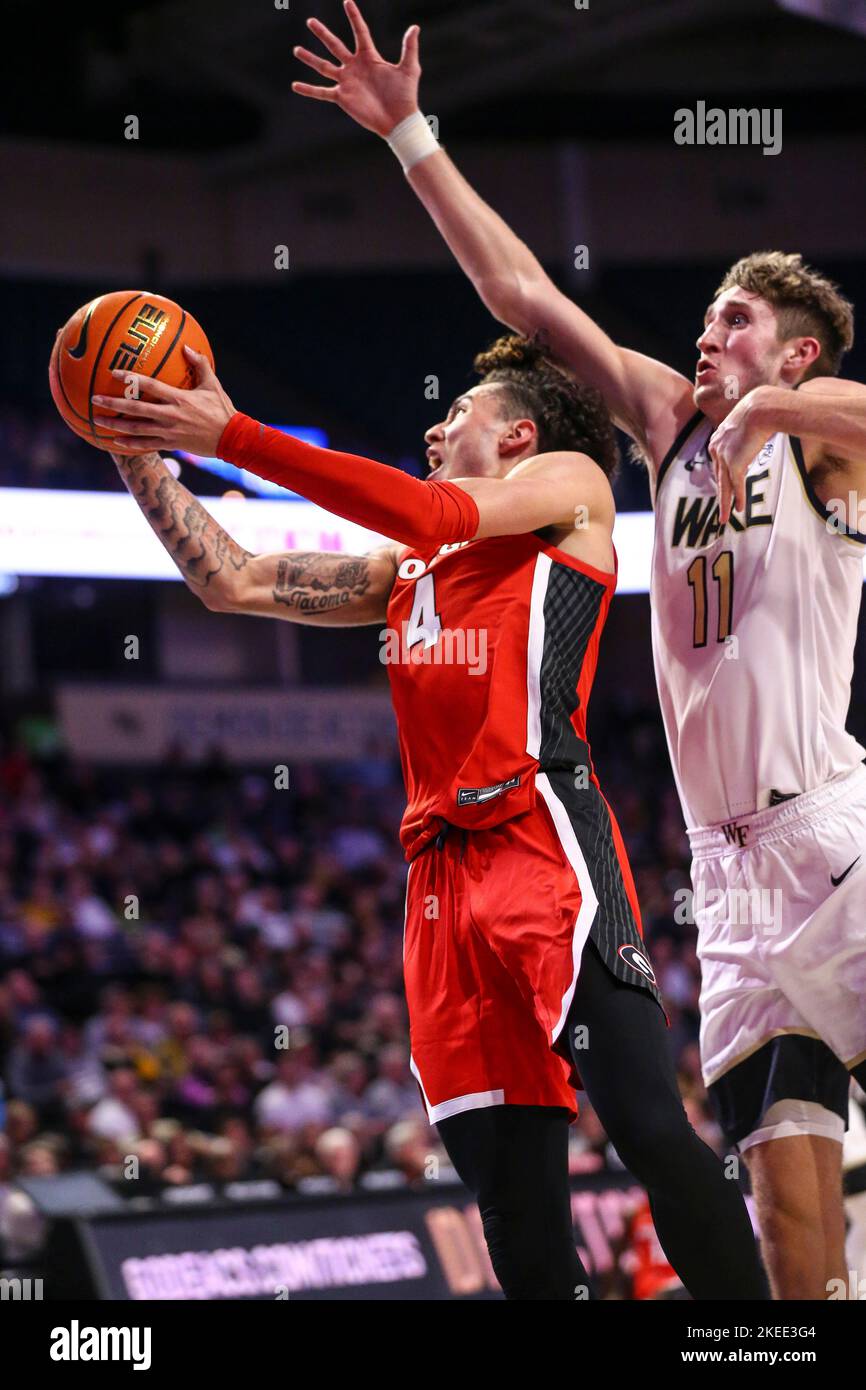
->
[386, 111, 440, 173]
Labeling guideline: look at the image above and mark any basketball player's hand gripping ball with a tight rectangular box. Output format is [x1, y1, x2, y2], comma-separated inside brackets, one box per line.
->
[91, 346, 236, 457]
[49, 290, 220, 455]
[292, 0, 421, 137]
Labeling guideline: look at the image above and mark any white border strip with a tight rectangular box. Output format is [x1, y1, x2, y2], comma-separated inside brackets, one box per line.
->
[535, 772, 600, 1045]
[525, 551, 551, 759]
[422, 1085, 506, 1125]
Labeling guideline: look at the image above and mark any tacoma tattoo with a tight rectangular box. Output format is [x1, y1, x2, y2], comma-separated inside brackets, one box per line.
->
[273, 554, 373, 612]
[114, 453, 253, 590]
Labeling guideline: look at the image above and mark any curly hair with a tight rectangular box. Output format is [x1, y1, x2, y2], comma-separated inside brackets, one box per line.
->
[715, 251, 854, 379]
[471, 334, 620, 480]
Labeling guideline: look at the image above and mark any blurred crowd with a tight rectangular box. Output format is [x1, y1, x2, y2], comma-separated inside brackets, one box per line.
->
[0, 406, 125, 492]
[0, 707, 724, 1262]
[0, 406, 233, 496]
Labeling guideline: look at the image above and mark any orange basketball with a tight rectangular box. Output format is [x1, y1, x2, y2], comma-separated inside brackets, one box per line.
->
[48, 291, 214, 453]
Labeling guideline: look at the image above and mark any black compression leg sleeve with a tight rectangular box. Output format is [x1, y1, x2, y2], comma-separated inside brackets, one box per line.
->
[437, 1104, 591, 1300]
[566, 942, 768, 1300]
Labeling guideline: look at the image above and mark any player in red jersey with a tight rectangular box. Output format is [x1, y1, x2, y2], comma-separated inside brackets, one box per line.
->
[292, 2, 866, 1300]
[92, 335, 766, 1299]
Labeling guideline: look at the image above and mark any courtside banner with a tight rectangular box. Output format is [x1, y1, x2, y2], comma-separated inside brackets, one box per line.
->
[0, 487, 660, 594]
[67, 1177, 642, 1301]
[57, 684, 396, 763]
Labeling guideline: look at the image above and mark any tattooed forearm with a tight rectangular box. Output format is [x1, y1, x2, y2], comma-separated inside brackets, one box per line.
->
[113, 452, 253, 594]
[273, 553, 373, 613]
[113, 454, 394, 624]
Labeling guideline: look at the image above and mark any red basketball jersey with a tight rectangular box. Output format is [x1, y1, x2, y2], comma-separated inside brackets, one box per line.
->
[384, 532, 618, 860]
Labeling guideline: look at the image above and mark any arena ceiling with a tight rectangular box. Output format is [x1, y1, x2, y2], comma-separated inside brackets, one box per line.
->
[5, 0, 866, 170]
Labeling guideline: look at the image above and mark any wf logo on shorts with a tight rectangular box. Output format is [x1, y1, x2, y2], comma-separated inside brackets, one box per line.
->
[721, 820, 749, 848]
[674, 102, 782, 156]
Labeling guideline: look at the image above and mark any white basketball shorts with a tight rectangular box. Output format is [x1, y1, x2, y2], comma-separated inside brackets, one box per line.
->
[688, 763, 866, 1093]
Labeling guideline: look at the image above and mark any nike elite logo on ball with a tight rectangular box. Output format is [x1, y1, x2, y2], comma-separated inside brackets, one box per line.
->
[67, 301, 98, 359]
[831, 856, 861, 887]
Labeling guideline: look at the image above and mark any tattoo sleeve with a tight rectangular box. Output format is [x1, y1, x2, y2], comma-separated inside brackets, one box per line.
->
[113, 452, 253, 595]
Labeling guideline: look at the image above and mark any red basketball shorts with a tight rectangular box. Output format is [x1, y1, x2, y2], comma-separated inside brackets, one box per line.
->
[402, 773, 659, 1126]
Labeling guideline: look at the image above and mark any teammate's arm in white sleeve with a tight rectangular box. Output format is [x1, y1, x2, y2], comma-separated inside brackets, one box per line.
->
[292, 2, 695, 472]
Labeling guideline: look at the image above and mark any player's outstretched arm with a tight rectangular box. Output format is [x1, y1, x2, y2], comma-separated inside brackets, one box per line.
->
[292, 1, 693, 466]
[111, 450, 398, 625]
[97, 358, 483, 552]
[101, 362, 609, 548]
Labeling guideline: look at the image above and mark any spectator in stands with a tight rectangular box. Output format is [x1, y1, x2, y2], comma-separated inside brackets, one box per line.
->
[314, 1127, 362, 1191]
[6, 1016, 67, 1118]
[364, 1043, 420, 1126]
[384, 1118, 438, 1186]
[253, 1050, 333, 1135]
[86, 1063, 141, 1144]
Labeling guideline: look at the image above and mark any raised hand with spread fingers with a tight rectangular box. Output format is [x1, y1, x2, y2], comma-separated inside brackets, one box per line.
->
[293, 0, 421, 137]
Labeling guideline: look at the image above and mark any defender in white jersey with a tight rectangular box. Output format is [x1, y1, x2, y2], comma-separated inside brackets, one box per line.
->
[652, 409, 866, 1166]
[652, 419, 866, 828]
[297, 11, 866, 1299]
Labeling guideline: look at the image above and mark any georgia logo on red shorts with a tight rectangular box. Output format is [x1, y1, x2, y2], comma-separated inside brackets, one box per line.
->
[617, 943, 657, 985]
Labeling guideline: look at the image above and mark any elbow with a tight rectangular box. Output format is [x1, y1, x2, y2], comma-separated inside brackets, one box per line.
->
[197, 584, 235, 613]
[476, 271, 528, 331]
[476, 271, 543, 337]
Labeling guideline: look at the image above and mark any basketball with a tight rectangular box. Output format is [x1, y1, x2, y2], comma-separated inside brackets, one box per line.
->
[48, 290, 214, 453]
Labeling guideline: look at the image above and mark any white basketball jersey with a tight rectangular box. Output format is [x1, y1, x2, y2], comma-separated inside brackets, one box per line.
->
[650, 412, 866, 829]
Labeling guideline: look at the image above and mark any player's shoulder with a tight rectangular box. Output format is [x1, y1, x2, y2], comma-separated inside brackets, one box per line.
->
[503, 452, 615, 546]
[510, 447, 612, 488]
[650, 396, 706, 469]
[796, 374, 865, 398]
[795, 376, 866, 477]
[518, 449, 616, 523]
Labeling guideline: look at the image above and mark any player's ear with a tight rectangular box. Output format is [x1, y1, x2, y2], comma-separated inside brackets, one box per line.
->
[782, 336, 821, 382]
[500, 417, 537, 458]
